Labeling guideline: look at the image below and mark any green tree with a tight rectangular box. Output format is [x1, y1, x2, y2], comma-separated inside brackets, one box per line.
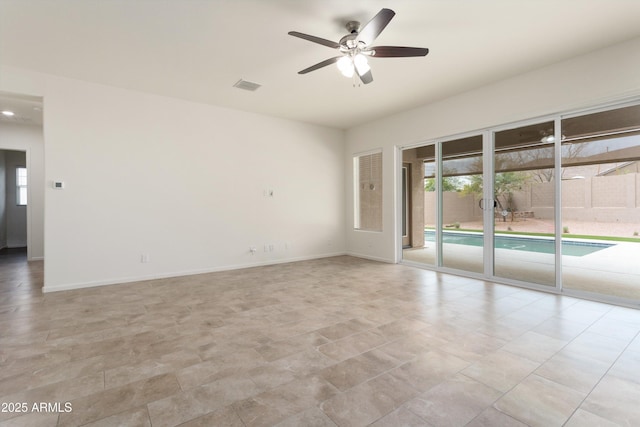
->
[424, 176, 463, 192]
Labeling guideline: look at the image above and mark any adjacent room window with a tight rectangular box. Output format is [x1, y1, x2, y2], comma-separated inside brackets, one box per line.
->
[354, 150, 383, 231]
[16, 167, 27, 206]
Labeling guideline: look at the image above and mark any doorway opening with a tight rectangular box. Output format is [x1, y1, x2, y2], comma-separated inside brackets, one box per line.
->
[0, 149, 28, 253]
[0, 92, 44, 267]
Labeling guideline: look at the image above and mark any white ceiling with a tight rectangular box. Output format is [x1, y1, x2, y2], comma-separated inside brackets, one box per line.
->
[1, 0, 640, 129]
[0, 92, 43, 126]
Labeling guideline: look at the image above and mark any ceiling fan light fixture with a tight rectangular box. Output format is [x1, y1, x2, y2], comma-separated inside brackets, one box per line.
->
[540, 135, 555, 143]
[337, 56, 354, 77]
[354, 53, 370, 74]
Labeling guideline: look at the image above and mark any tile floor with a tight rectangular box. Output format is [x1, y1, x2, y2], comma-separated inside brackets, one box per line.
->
[1, 251, 639, 426]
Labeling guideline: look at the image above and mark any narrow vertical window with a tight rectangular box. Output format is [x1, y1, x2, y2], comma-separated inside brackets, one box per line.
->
[354, 151, 383, 231]
[16, 167, 27, 206]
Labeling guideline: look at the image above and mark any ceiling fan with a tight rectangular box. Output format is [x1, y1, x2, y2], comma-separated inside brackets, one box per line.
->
[288, 8, 429, 85]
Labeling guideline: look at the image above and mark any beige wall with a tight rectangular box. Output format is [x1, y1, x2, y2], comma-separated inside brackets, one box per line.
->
[592, 175, 627, 207]
[509, 174, 639, 222]
[424, 191, 481, 225]
[2, 69, 346, 291]
[561, 175, 639, 222]
[421, 173, 640, 226]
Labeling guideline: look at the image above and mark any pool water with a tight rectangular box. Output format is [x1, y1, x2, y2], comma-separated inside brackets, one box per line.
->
[424, 231, 613, 257]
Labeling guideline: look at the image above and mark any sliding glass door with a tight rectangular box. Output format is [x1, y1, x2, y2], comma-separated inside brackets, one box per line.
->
[402, 130, 555, 282]
[492, 121, 556, 286]
[400, 100, 639, 306]
[561, 104, 640, 300]
[440, 135, 484, 274]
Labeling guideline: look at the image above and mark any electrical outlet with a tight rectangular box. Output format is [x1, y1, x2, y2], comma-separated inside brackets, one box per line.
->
[141, 254, 150, 263]
[249, 246, 257, 255]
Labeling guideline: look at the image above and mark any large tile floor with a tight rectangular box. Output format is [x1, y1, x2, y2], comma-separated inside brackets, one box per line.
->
[1, 251, 640, 426]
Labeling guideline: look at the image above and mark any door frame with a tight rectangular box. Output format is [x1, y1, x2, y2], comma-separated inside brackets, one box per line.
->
[0, 147, 32, 259]
[401, 163, 412, 248]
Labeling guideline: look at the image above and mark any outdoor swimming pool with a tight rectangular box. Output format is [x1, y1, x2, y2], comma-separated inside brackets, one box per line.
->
[424, 230, 614, 256]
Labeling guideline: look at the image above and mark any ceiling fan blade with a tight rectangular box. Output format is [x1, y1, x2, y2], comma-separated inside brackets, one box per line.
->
[298, 56, 342, 74]
[370, 46, 429, 57]
[288, 31, 340, 49]
[356, 8, 395, 46]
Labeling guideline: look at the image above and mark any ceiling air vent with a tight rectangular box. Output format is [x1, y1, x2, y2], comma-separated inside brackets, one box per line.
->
[233, 79, 261, 92]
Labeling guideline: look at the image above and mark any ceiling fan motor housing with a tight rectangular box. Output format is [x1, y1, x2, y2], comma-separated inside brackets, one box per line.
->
[345, 20, 360, 34]
[340, 35, 360, 51]
[340, 21, 364, 51]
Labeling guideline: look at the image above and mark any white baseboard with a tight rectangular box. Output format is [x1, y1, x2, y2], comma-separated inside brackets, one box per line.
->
[42, 251, 348, 293]
[345, 251, 394, 264]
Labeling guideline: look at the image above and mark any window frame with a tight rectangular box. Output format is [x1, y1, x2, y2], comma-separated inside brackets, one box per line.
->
[353, 149, 383, 232]
[16, 166, 27, 206]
